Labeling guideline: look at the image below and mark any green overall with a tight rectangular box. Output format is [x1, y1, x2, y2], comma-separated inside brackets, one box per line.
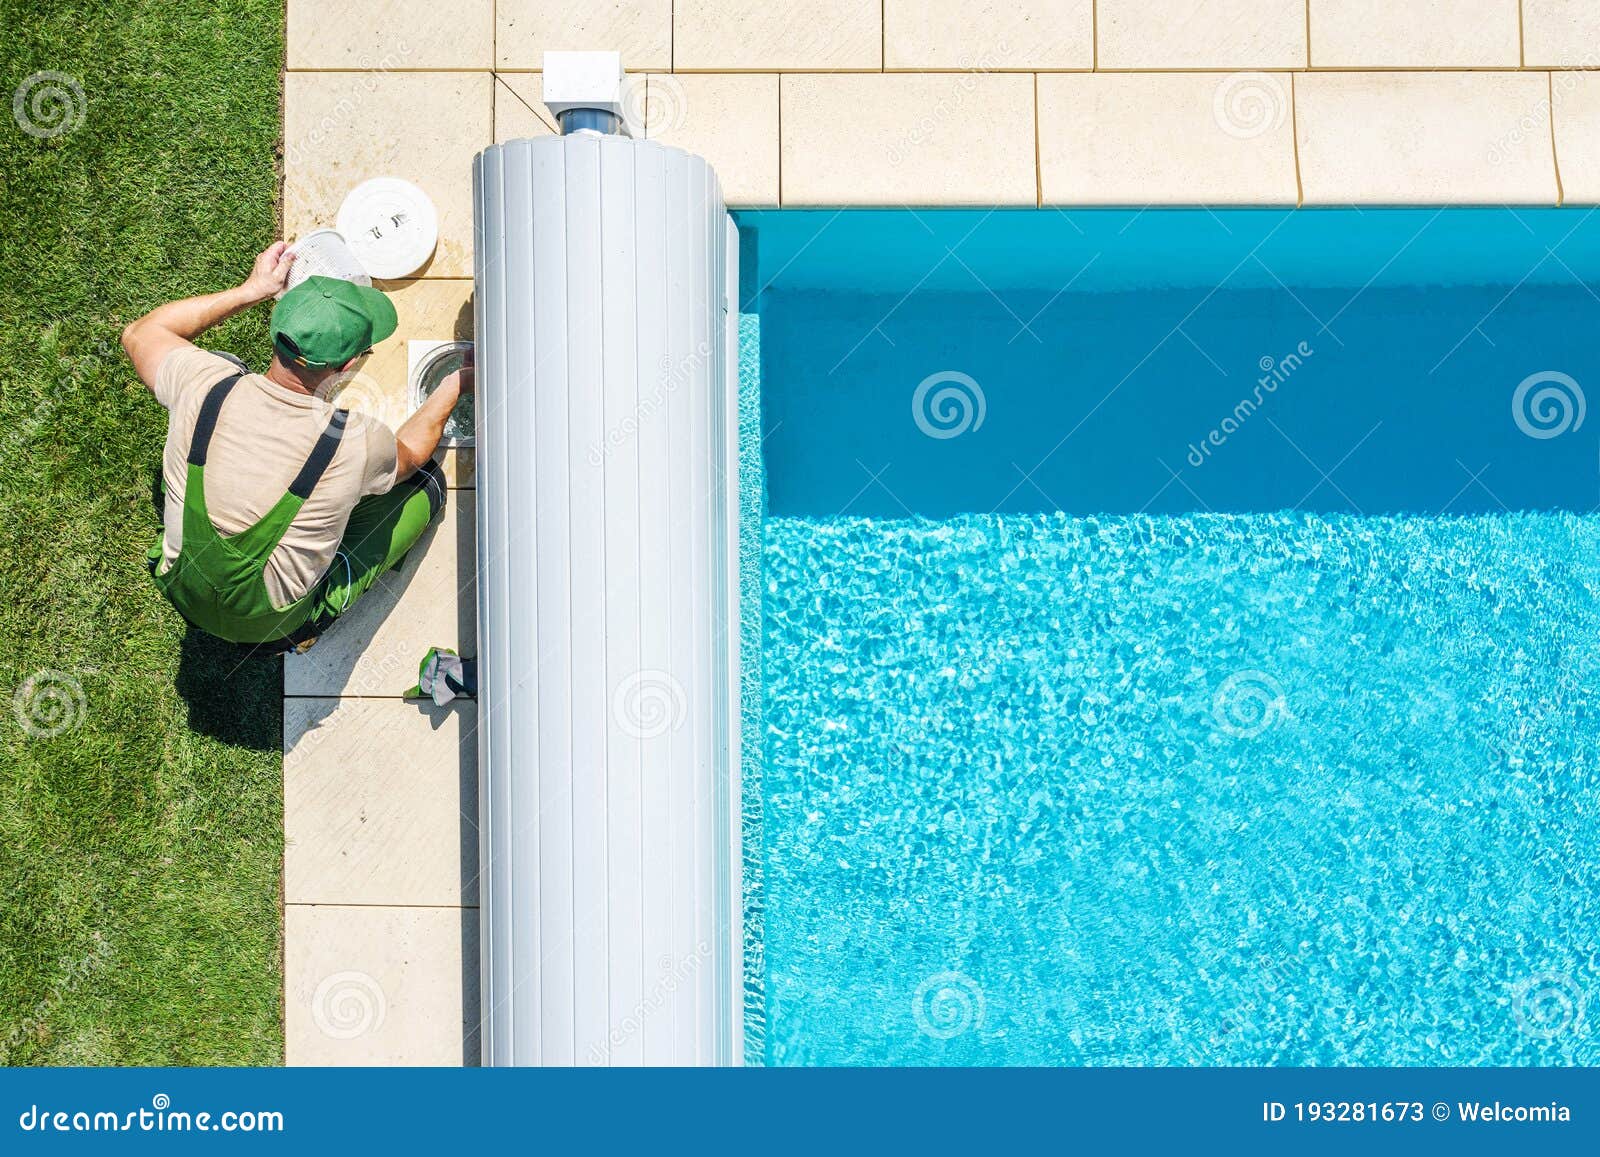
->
[150, 373, 350, 645]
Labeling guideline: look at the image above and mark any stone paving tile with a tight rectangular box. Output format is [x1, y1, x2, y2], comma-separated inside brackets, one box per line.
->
[284, 697, 478, 906]
[285, 904, 479, 1065]
[1523, 0, 1600, 68]
[883, 0, 1093, 70]
[1553, 71, 1600, 202]
[494, 73, 559, 142]
[286, 0, 493, 70]
[1307, 0, 1521, 67]
[1296, 72, 1560, 204]
[497, 0, 671, 71]
[781, 73, 1036, 205]
[1039, 72, 1299, 204]
[643, 74, 779, 206]
[675, 0, 882, 70]
[1097, 0, 1307, 69]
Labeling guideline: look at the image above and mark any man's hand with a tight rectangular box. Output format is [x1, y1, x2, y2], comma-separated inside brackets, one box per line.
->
[240, 241, 296, 303]
[123, 240, 295, 392]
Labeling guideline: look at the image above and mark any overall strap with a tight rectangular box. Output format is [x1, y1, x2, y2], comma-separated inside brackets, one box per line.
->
[188, 373, 244, 466]
[287, 409, 351, 499]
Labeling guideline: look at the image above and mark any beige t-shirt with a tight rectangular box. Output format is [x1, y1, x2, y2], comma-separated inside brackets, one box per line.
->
[155, 348, 399, 608]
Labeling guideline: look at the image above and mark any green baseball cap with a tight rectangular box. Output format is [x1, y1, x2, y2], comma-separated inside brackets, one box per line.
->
[269, 276, 398, 369]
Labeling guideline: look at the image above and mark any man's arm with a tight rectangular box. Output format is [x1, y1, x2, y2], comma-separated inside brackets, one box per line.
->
[121, 242, 295, 389]
[394, 364, 472, 481]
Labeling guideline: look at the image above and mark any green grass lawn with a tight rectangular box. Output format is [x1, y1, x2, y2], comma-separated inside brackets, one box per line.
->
[0, 0, 285, 1063]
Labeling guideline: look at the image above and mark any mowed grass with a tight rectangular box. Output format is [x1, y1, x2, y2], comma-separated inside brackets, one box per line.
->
[0, 1, 285, 1063]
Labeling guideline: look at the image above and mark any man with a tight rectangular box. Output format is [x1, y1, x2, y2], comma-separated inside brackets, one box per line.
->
[121, 241, 469, 653]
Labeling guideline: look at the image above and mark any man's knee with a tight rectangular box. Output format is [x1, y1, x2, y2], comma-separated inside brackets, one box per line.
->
[407, 458, 447, 520]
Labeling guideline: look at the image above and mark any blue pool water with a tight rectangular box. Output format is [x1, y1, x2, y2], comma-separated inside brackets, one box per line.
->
[740, 209, 1600, 1066]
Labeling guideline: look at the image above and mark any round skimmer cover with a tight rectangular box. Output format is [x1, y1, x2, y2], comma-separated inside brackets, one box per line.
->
[336, 177, 438, 280]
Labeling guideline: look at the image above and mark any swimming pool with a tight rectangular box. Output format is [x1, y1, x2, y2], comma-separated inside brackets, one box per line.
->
[737, 208, 1600, 1066]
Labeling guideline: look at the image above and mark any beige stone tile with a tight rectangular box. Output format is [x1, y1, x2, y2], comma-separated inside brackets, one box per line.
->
[1308, 0, 1519, 67]
[339, 279, 476, 486]
[284, 489, 476, 696]
[675, 0, 881, 70]
[884, 0, 1093, 69]
[286, 0, 493, 70]
[1296, 72, 1560, 204]
[283, 72, 490, 279]
[284, 698, 477, 906]
[1553, 72, 1600, 203]
[781, 73, 1035, 206]
[643, 74, 779, 206]
[1039, 73, 1298, 204]
[494, 73, 558, 142]
[497, 0, 671, 70]
[286, 904, 479, 1065]
[1097, 0, 1306, 68]
[1524, 0, 1600, 68]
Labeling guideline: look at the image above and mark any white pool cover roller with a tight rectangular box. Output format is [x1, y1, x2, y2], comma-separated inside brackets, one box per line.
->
[473, 134, 742, 1066]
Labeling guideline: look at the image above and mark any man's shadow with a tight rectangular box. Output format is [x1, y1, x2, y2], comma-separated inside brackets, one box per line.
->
[174, 631, 282, 751]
